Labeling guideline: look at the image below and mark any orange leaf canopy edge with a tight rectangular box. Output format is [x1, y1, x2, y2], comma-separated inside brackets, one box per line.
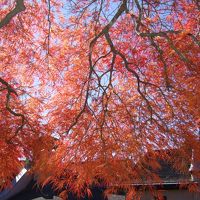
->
[0, 0, 200, 196]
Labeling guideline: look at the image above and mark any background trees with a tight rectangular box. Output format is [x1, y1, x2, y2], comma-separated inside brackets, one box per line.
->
[0, 0, 199, 197]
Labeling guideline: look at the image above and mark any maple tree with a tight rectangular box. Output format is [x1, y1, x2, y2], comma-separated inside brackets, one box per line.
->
[0, 0, 200, 198]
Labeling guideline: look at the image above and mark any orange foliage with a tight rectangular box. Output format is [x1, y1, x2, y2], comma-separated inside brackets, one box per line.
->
[0, 0, 199, 196]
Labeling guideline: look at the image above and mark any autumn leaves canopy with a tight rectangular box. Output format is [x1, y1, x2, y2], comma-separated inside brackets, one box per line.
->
[0, 0, 199, 196]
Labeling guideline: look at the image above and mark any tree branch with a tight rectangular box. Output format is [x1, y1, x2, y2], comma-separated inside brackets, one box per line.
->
[65, 0, 127, 134]
[0, 0, 26, 29]
[0, 77, 25, 139]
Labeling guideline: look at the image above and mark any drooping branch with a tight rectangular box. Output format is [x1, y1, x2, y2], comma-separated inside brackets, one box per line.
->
[0, 0, 26, 29]
[6, 91, 25, 138]
[105, 32, 152, 116]
[105, 32, 170, 132]
[0, 77, 25, 139]
[65, 0, 127, 134]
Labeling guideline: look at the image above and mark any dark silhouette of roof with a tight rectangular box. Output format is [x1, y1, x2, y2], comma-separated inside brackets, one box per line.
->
[8, 179, 58, 200]
[8, 178, 107, 200]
